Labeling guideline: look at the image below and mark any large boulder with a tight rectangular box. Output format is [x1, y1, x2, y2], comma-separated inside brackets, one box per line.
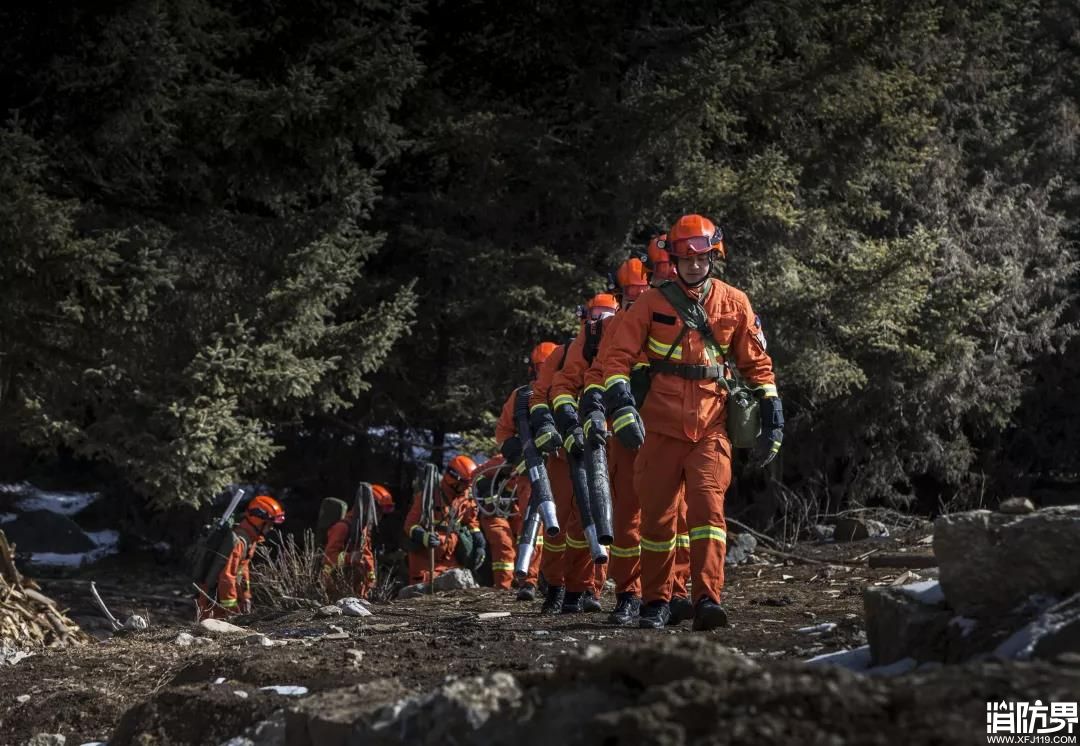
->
[995, 592, 1080, 662]
[934, 507, 1080, 617]
[2, 510, 96, 553]
[864, 582, 953, 665]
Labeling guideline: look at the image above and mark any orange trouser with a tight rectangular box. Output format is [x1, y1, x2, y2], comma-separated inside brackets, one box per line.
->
[541, 455, 589, 589]
[610, 440, 691, 597]
[481, 513, 542, 589]
[633, 428, 731, 604]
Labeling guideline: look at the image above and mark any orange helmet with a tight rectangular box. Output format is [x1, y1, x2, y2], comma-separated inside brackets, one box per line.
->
[585, 293, 619, 321]
[372, 483, 394, 514]
[442, 454, 477, 493]
[529, 342, 557, 367]
[647, 234, 677, 282]
[245, 494, 285, 528]
[614, 258, 649, 304]
[666, 215, 725, 259]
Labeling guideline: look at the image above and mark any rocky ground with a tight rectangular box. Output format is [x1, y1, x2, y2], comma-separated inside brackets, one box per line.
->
[3, 525, 1079, 745]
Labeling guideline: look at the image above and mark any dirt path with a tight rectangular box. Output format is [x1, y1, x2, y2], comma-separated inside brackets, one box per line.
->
[3, 531, 1077, 745]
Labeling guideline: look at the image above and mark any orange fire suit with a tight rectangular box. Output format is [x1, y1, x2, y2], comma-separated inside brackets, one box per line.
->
[529, 342, 594, 593]
[601, 279, 777, 605]
[584, 311, 691, 598]
[322, 509, 376, 599]
[404, 485, 480, 584]
[476, 454, 542, 589]
[549, 332, 609, 594]
[196, 519, 263, 619]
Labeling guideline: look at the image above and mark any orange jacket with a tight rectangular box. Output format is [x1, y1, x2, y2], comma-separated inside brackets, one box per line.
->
[215, 519, 263, 609]
[527, 342, 567, 414]
[495, 387, 521, 446]
[404, 484, 480, 562]
[583, 311, 649, 398]
[323, 509, 375, 580]
[549, 333, 591, 410]
[600, 280, 777, 443]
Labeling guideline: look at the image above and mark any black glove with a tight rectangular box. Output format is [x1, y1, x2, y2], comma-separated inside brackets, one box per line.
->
[499, 435, 523, 464]
[471, 529, 487, 568]
[410, 526, 442, 548]
[604, 379, 645, 450]
[553, 402, 585, 457]
[583, 410, 608, 447]
[530, 406, 560, 455]
[750, 395, 784, 467]
[579, 387, 605, 418]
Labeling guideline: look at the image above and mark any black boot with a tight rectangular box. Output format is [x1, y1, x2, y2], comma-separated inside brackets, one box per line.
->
[692, 598, 729, 631]
[668, 595, 694, 626]
[516, 584, 536, 602]
[582, 592, 603, 613]
[540, 585, 565, 615]
[638, 600, 671, 629]
[561, 590, 584, 614]
[606, 593, 641, 626]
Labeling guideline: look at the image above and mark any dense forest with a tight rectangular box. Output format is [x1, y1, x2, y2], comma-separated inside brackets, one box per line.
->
[1, 0, 1077, 518]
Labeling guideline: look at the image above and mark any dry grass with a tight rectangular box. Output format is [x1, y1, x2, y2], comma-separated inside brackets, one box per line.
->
[250, 529, 330, 609]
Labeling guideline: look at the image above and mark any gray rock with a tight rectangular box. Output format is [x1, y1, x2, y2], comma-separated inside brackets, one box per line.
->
[811, 524, 835, 541]
[432, 568, 478, 592]
[397, 583, 428, 600]
[174, 632, 197, 646]
[338, 597, 372, 617]
[123, 614, 149, 631]
[373, 672, 522, 739]
[316, 605, 343, 617]
[725, 533, 758, 566]
[834, 517, 888, 542]
[219, 737, 255, 746]
[998, 497, 1036, 514]
[934, 506, 1080, 617]
[199, 618, 248, 636]
[285, 679, 410, 746]
[864, 583, 953, 666]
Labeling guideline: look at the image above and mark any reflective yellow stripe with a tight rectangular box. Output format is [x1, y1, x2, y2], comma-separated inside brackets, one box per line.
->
[219, 598, 239, 608]
[529, 402, 550, 414]
[632, 362, 650, 370]
[336, 552, 347, 568]
[535, 536, 544, 547]
[563, 433, 577, 451]
[492, 562, 515, 571]
[755, 383, 778, 399]
[640, 535, 677, 553]
[609, 544, 641, 558]
[565, 535, 589, 549]
[676, 533, 690, 548]
[534, 431, 556, 449]
[647, 336, 683, 360]
[605, 374, 630, 389]
[688, 525, 728, 544]
[552, 394, 577, 409]
[612, 412, 637, 433]
[583, 383, 605, 394]
[545, 541, 566, 553]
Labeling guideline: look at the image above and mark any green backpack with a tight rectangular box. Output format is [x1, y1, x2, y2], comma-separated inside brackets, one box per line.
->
[646, 280, 761, 449]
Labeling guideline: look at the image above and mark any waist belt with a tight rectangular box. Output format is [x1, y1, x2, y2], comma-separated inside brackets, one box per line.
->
[649, 360, 724, 380]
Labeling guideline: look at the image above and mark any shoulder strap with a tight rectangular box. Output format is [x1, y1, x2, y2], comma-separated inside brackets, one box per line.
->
[557, 341, 571, 371]
[657, 280, 715, 342]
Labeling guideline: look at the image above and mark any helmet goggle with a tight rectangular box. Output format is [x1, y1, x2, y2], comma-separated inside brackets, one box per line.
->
[249, 507, 285, 524]
[670, 233, 722, 256]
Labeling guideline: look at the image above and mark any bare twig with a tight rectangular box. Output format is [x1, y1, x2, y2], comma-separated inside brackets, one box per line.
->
[90, 581, 123, 631]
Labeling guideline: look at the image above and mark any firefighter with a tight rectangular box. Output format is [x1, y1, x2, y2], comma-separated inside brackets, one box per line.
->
[599, 214, 784, 630]
[547, 293, 620, 613]
[528, 339, 575, 613]
[491, 342, 557, 600]
[404, 455, 485, 584]
[322, 484, 389, 600]
[474, 455, 540, 596]
[197, 494, 285, 618]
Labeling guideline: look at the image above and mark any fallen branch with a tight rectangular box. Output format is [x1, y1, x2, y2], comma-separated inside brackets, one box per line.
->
[727, 517, 788, 551]
[867, 553, 938, 569]
[90, 581, 123, 631]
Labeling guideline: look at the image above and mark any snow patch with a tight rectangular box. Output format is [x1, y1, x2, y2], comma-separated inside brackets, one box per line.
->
[949, 616, 977, 637]
[805, 645, 872, 670]
[260, 685, 308, 696]
[0, 513, 15, 524]
[895, 580, 946, 605]
[28, 529, 119, 567]
[0, 482, 101, 516]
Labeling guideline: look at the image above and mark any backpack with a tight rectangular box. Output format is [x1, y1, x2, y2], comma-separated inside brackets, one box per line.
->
[190, 520, 245, 591]
[648, 280, 761, 449]
[316, 497, 349, 549]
